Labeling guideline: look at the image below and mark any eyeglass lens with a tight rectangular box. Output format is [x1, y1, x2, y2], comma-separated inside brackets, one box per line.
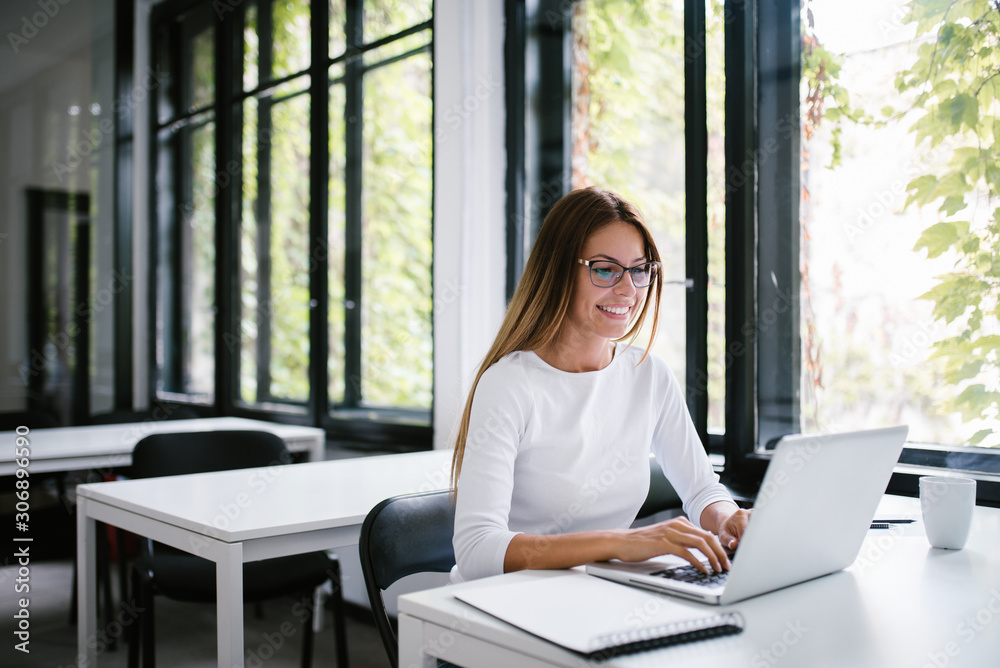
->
[590, 261, 657, 288]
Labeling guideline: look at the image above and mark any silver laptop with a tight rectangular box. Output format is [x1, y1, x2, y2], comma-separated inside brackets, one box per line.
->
[586, 425, 908, 605]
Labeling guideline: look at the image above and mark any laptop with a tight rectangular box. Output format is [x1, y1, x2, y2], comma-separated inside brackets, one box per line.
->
[586, 425, 908, 605]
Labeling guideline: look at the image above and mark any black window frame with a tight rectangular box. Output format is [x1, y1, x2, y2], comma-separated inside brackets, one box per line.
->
[507, 0, 1000, 505]
[148, 0, 435, 450]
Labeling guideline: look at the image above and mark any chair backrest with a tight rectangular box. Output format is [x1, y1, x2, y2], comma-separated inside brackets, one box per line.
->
[130, 429, 292, 479]
[359, 490, 456, 668]
[635, 455, 682, 520]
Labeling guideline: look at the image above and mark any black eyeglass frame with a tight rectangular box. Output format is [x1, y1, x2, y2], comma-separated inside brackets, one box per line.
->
[576, 258, 661, 288]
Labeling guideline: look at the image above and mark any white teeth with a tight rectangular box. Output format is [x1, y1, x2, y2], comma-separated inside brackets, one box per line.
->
[598, 305, 629, 315]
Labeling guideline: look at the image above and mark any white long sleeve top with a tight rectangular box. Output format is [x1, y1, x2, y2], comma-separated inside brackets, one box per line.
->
[452, 344, 736, 582]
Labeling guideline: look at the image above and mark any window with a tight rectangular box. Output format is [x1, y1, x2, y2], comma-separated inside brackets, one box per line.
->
[516, 0, 999, 498]
[516, 0, 727, 448]
[151, 0, 433, 443]
[569, 0, 728, 441]
[152, 3, 217, 403]
[756, 0, 1000, 499]
[786, 0, 1000, 474]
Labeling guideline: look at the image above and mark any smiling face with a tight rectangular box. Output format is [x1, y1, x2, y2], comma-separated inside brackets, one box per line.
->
[562, 221, 649, 348]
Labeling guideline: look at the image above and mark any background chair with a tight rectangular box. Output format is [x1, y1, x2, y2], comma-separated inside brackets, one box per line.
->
[70, 403, 200, 635]
[635, 455, 682, 521]
[125, 430, 348, 668]
[359, 490, 456, 668]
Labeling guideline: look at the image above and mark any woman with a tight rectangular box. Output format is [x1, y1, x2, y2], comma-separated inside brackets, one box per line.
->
[450, 187, 750, 582]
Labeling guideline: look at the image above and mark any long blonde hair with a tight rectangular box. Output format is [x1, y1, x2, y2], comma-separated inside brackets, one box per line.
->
[450, 187, 663, 489]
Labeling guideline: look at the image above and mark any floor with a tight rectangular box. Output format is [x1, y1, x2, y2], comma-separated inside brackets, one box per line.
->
[4, 558, 390, 667]
[3, 440, 411, 668]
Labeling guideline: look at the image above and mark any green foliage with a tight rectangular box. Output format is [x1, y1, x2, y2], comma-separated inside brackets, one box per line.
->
[896, 0, 1000, 443]
[235, 3, 433, 411]
[801, 4, 869, 168]
[359, 50, 433, 409]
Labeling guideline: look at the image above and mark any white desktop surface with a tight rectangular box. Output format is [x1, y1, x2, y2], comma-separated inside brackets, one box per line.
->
[398, 495, 1000, 668]
[75, 449, 453, 668]
[0, 417, 327, 475]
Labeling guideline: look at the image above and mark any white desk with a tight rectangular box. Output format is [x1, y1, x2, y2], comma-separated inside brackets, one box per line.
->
[398, 495, 1000, 668]
[0, 417, 326, 475]
[75, 449, 452, 668]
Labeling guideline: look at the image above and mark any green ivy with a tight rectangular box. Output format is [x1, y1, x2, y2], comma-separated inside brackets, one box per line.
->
[894, 0, 1000, 444]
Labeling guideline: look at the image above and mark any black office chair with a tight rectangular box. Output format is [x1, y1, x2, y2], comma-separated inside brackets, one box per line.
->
[125, 430, 348, 668]
[72, 402, 199, 635]
[359, 490, 456, 668]
[635, 455, 682, 521]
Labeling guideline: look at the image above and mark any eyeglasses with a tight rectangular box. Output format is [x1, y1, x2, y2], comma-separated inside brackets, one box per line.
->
[577, 259, 660, 288]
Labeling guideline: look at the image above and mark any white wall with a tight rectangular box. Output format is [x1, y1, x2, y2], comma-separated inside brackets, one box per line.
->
[431, 0, 508, 451]
[0, 0, 117, 416]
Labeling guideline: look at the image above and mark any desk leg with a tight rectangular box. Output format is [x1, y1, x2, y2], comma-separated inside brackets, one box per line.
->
[216, 542, 244, 668]
[77, 498, 98, 667]
[398, 614, 437, 668]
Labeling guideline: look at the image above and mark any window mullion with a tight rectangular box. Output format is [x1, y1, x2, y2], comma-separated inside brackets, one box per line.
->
[723, 0, 759, 480]
[216, 8, 236, 411]
[685, 0, 710, 448]
[309, 0, 331, 423]
[343, 0, 363, 409]
[255, 1, 274, 404]
[756, 0, 801, 451]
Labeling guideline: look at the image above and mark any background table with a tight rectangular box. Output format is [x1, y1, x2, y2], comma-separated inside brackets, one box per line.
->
[1, 417, 327, 475]
[75, 449, 452, 668]
[398, 494, 1000, 667]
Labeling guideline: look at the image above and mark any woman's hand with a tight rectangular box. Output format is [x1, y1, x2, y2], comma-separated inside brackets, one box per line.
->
[613, 517, 730, 573]
[718, 508, 752, 552]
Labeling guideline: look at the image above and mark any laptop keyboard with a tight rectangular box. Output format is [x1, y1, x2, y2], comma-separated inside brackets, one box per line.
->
[650, 564, 729, 587]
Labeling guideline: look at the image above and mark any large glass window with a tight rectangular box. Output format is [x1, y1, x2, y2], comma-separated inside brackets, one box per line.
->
[793, 0, 999, 455]
[152, 0, 433, 438]
[153, 5, 217, 403]
[569, 0, 727, 438]
[237, 0, 313, 409]
[525, 0, 999, 493]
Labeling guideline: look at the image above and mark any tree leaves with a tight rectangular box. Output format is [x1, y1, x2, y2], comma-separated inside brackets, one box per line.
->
[895, 1, 1000, 442]
[914, 220, 970, 257]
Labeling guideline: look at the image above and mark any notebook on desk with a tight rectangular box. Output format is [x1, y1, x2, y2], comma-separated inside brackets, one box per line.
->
[586, 425, 908, 605]
[454, 574, 743, 659]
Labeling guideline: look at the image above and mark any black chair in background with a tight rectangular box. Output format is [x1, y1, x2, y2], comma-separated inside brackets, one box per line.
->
[68, 403, 199, 639]
[126, 430, 348, 668]
[359, 490, 456, 668]
[635, 455, 683, 521]
[357, 465, 683, 667]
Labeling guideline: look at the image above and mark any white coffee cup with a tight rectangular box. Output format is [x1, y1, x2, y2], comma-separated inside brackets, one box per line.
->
[919, 476, 976, 550]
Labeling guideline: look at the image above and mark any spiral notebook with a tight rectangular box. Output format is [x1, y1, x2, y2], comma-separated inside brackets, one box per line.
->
[453, 573, 743, 660]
